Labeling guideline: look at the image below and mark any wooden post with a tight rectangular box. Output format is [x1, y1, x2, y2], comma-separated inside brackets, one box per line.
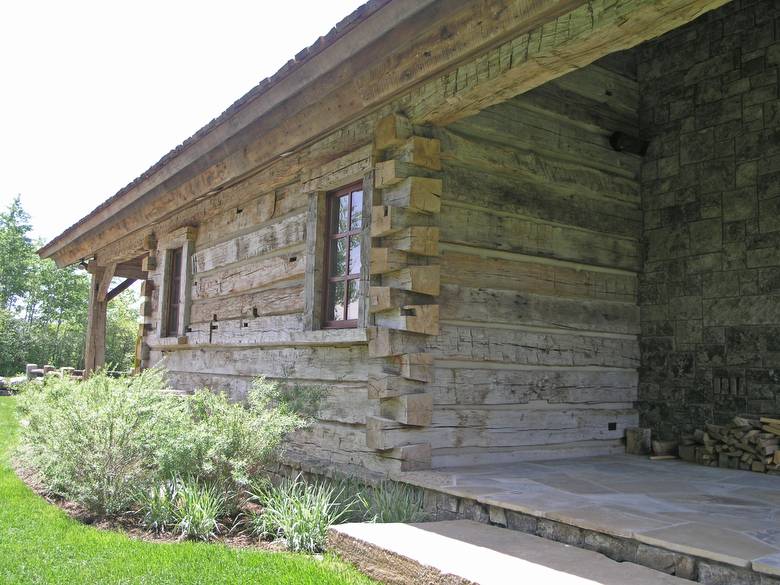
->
[84, 264, 111, 375]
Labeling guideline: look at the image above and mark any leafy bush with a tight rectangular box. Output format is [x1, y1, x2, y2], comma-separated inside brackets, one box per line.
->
[249, 475, 353, 553]
[157, 379, 305, 490]
[173, 481, 228, 541]
[17, 369, 181, 515]
[16, 370, 307, 518]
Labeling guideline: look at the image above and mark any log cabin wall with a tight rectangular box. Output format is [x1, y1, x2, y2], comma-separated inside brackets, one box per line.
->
[425, 57, 644, 467]
[139, 114, 400, 478]
[136, 57, 645, 475]
[40, 0, 736, 477]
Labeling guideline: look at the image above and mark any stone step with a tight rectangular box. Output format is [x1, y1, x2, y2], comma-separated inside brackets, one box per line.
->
[329, 520, 693, 585]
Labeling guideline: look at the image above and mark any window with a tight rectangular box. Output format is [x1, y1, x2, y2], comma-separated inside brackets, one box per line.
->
[164, 246, 183, 337]
[324, 183, 363, 328]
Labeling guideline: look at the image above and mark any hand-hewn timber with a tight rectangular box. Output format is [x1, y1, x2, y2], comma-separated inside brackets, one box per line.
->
[42, 0, 725, 268]
[45, 0, 737, 476]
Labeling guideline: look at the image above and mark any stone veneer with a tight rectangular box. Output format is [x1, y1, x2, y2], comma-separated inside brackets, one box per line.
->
[638, 0, 780, 438]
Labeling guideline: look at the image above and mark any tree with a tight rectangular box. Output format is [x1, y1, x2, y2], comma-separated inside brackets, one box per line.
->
[0, 196, 37, 309]
[0, 197, 140, 375]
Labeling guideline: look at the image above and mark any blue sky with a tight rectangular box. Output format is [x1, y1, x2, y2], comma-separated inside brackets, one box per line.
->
[0, 0, 364, 242]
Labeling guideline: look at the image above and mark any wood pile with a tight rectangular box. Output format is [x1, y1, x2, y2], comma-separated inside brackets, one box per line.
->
[680, 416, 780, 474]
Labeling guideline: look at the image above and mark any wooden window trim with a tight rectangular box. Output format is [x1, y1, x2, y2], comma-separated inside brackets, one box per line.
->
[323, 182, 363, 329]
[156, 226, 197, 340]
[164, 247, 183, 337]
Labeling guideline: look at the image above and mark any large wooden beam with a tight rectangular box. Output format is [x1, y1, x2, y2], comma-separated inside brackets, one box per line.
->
[106, 278, 136, 302]
[84, 265, 108, 374]
[44, 0, 726, 267]
[96, 262, 116, 302]
[410, 0, 730, 125]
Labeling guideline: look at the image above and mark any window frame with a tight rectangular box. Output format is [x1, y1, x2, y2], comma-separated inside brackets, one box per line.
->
[156, 226, 197, 341]
[163, 246, 183, 337]
[322, 182, 364, 329]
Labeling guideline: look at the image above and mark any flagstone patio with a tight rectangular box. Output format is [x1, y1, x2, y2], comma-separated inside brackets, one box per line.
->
[397, 455, 780, 582]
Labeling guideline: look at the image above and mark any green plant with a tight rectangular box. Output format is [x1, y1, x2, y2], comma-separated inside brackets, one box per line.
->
[137, 479, 179, 533]
[16, 368, 182, 515]
[249, 475, 353, 553]
[173, 480, 228, 541]
[250, 376, 324, 419]
[16, 370, 309, 519]
[0, 396, 378, 584]
[359, 481, 427, 523]
[157, 381, 306, 491]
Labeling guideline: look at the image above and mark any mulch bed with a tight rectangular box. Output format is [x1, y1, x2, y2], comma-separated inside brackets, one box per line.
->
[11, 458, 286, 551]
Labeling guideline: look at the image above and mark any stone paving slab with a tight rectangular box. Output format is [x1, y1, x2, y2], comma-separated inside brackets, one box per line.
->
[397, 455, 780, 579]
[329, 520, 693, 585]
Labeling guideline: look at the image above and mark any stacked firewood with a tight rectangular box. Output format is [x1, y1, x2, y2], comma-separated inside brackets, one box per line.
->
[681, 416, 780, 474]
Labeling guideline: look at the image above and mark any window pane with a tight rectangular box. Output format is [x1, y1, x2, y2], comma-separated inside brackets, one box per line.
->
[166, 247, 183, 336]
[330, 238, 347, 276]
[348, 236, 361, 275]
[332, 194, 350, 234]
[328, 281, 346, 321]
[347, 280, 360, 320]
[350, 190, 363, 230]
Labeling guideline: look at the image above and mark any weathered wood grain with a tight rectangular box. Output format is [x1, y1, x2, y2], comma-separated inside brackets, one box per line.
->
[439, 284, 640, 335]
[440, 203, 641, 271]
[193, 212, 306, 274]
[440, 248, 637, 303]
[431, 324, 639, 368]
[441, 161, 640, 238]
[189, 283, 304, 323]
[193, 251, 305, 299]
[428, 367, 638, 406]
[440, 129, 640, 205]
[159, 345, 381, 381]
[367, 407, 637, 449]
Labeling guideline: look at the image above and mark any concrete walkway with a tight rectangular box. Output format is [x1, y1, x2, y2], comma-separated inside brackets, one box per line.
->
[329, 520, 692, 584]
[397, 455, 780, 580]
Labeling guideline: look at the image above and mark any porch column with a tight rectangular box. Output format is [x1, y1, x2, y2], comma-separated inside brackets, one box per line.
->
[83, 263, 114, 374]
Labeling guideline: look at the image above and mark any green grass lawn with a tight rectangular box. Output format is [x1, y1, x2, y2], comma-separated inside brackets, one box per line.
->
[0, 396, 375, 585]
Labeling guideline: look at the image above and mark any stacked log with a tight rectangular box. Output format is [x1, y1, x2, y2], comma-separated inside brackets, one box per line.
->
[680, 416, 780, 474]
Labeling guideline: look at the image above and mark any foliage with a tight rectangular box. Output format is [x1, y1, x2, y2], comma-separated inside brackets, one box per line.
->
[17, 369, 181, 515]
[157, 379, 306, 491]
[0, 196, 36, 309]
[16, 370, 306, 518]
[0, 396, 378, 585]
[246, 474, 426, 552]
[357, 481, 427, 524]
[0, 196, 140, 375]
[172, 481, 228, 541]
[249, 475, 353, 553]
[250, 376, 324, 420]
[137, 480, 179, 533]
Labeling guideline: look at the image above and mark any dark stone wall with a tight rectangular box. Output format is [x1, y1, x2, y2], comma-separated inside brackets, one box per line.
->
[637, 0, 780, 438]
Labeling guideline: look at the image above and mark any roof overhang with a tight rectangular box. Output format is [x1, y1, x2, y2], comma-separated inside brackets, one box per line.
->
[38, 0, 436, 266]
[39, 0, 729, 267]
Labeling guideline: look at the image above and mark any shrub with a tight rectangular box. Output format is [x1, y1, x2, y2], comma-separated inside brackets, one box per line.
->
[17, 368, 181, 515]
[156, 380, 305, 491]
[16, 370, 308, 518]
[249, 475, 353, 553]
[173, 481, 228, 541]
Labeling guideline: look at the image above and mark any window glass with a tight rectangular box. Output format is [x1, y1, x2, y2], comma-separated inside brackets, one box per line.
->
[165, 247, 183, 336]
[324, 184, 363, 328]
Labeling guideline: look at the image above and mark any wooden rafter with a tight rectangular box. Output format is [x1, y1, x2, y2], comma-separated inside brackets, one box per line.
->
[106, 278, 137, 302]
